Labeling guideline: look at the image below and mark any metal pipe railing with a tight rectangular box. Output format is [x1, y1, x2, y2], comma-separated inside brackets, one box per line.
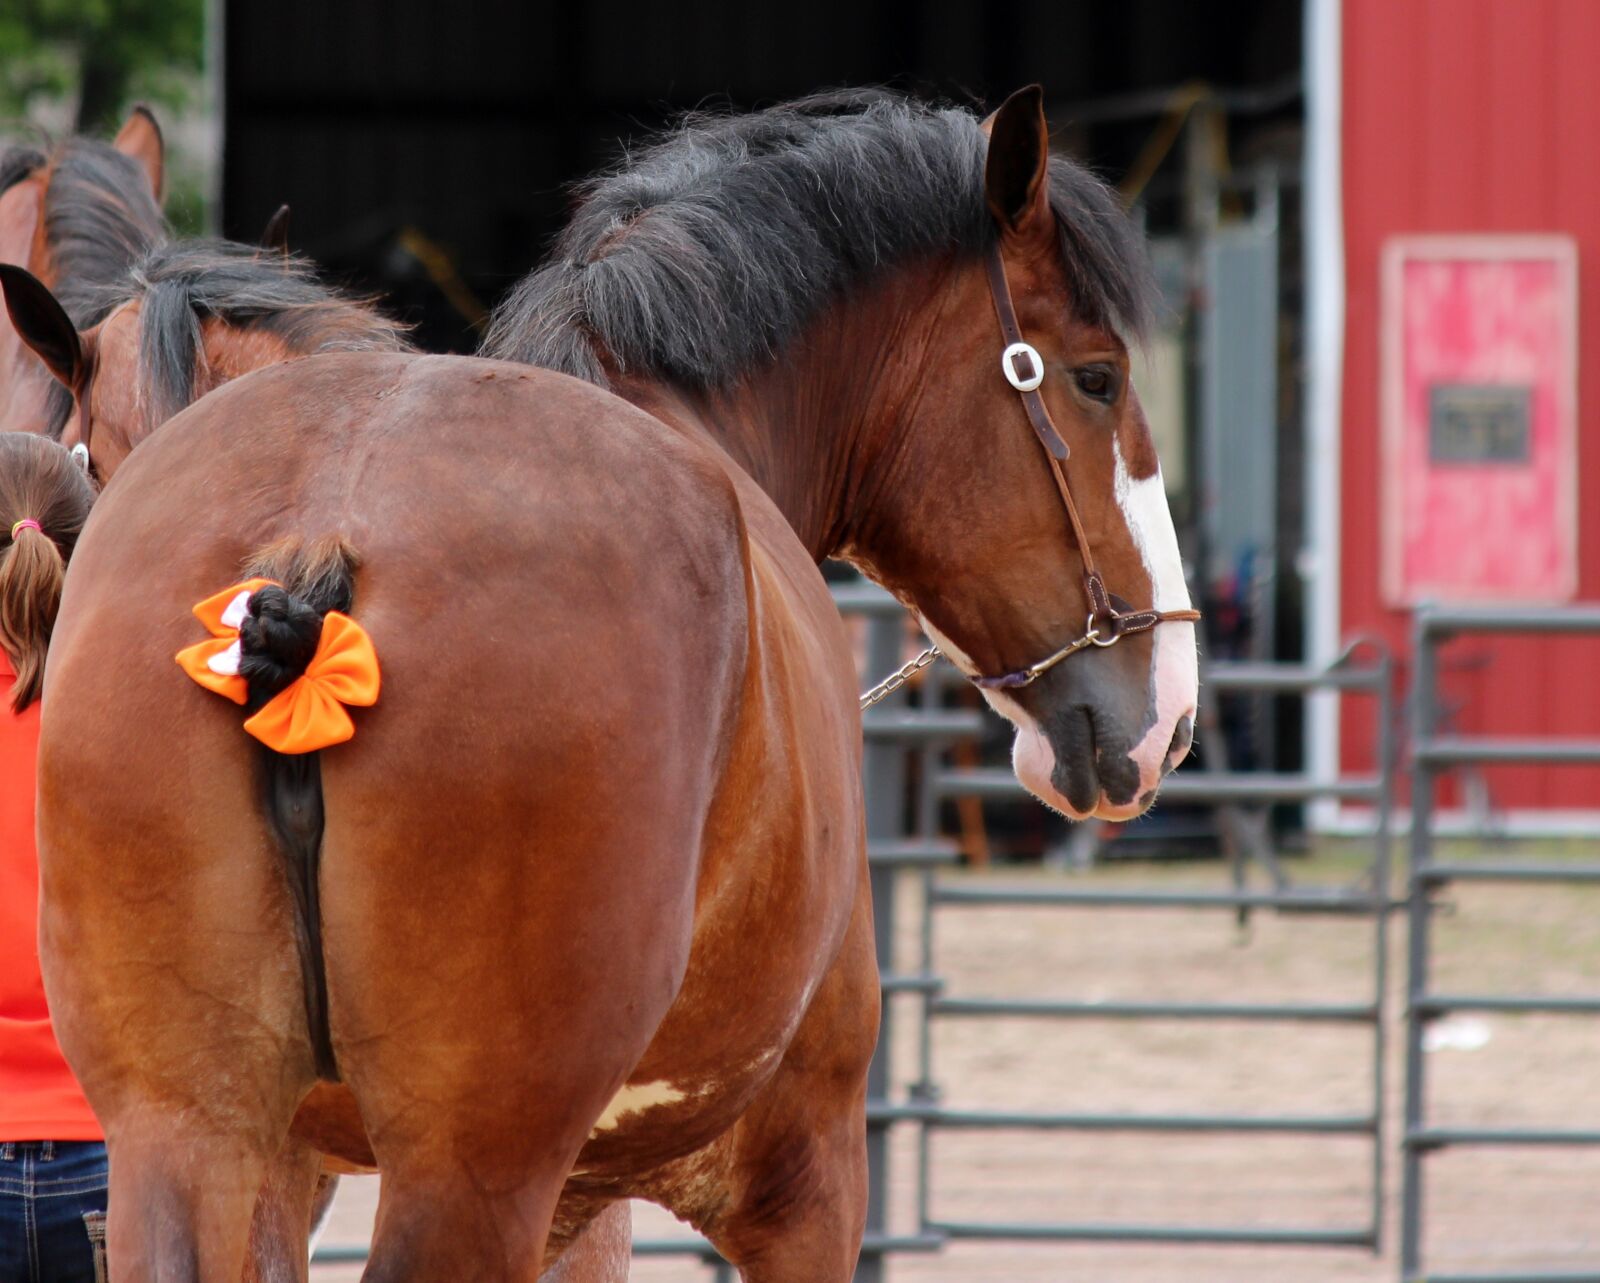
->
[912, 644, 1395, 1255]
[1400, 604, 1600, 1283]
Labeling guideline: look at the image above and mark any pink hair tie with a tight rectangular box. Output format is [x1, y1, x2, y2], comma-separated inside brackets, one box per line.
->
[9, 519, 42, 539]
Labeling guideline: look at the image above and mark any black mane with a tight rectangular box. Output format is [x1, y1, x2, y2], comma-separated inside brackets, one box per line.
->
[0, 146, 46, 197]
[75, 239, 412, 434]
[482, 90, 1155, 390]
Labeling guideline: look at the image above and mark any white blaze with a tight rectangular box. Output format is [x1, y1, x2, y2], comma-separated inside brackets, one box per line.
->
[1112, 442, 1191, 614]
[1113, 441, 1199, 791]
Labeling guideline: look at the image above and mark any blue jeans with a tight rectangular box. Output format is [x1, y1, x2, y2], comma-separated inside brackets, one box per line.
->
[0, 1142, 107, 1283]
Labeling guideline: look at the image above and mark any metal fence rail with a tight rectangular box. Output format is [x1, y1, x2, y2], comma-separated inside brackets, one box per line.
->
[910, 643, 1397, 1254]
[1401, 605, 1600, 1283]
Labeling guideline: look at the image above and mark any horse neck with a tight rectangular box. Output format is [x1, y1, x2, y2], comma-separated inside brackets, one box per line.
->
[195, 317, 300, 394]
[615, 266, 948, 561]
[96, 314, 295, 466]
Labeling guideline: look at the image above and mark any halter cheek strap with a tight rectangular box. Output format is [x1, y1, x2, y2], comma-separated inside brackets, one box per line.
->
[984, 245, 1101, 580]
[985, 250, 1070, 461]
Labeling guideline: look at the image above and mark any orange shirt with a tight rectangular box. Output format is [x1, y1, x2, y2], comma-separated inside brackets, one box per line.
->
[0, 651, 100, 1141]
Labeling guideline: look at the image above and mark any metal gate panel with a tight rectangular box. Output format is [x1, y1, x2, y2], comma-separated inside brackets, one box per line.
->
[1402, 605, 1600, 1283]
[914, 650, 1395, 1253]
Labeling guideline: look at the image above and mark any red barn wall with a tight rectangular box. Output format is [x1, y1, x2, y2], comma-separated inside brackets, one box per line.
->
[1341, 0, 1600, 812]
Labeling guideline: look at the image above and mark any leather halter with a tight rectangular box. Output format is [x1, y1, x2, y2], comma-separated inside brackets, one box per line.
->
[967, 239, 1200, 691]
[857, 237, 1200, 711]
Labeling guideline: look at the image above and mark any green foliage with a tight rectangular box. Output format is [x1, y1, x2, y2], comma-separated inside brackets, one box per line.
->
[0, 0, 205, 131]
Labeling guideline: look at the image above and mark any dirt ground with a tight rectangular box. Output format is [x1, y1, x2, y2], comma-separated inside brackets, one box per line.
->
[311, 840, 1600, 1281]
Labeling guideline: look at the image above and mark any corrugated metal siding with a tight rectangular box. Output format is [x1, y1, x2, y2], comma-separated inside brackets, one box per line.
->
[1341, 0, 1600, 809]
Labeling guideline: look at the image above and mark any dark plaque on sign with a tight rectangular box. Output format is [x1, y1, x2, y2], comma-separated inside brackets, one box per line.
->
[1428, 384, 1532, 463]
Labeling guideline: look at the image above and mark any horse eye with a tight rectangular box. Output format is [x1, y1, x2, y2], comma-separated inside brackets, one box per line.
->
[1073, 367, 1115, 402]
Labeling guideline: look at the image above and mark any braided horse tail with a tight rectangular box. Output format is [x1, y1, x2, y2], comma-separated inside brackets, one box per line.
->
[237, 535, 363, 1081]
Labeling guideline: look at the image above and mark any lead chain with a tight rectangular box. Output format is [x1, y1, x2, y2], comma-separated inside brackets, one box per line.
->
[858, 644, 943, 710]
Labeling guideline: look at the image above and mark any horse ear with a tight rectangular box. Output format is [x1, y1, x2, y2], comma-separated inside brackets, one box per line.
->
[113, 104, 165, 203]
[0, 264, 85, 390]
[260, 204, 291, 257]
[983, 85, 1051, 236]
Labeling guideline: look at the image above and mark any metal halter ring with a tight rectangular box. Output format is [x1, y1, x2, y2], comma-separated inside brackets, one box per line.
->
[1087, 613, 1119, 647]
[1000, 341, 1045, 392]
[69, 443, 90, 472]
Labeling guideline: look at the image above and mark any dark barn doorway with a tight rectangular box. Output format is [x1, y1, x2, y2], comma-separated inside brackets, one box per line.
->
[221, 0, 1299, 348]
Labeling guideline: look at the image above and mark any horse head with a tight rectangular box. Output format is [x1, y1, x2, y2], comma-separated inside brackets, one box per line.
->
[0, 241, 410, 482]
[0, 107, 166, 438]
[839, 89, 1199, 819]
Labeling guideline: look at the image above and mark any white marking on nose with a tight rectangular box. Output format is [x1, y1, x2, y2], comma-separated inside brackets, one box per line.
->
[1112, 441, 1192, 615]
[1113, 439, 1199, 793]
[588, 1080, 687, 1135]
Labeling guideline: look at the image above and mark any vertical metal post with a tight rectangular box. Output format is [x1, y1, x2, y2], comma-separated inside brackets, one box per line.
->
[913, 734, 943, 1237]
[1369, 646, 1396, 1253]
[857, 615, 908, 1283]
[1400, 612, 1437, 1279]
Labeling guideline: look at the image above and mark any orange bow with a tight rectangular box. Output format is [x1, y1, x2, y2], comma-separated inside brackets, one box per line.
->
[175, 578, 277, 705]
[175, 580, 381, 755]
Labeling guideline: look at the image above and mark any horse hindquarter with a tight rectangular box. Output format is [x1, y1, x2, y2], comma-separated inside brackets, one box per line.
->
[37, 355, 759, 1278]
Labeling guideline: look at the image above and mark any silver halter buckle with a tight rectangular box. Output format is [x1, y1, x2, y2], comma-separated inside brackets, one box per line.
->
[1000, 341, 1044, 392]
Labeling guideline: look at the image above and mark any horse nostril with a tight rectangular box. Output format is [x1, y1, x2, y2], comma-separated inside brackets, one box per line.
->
[1166, 713, 1194, 767]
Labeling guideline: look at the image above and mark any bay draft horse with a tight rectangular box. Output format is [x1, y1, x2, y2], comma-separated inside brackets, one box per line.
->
[27, 88, 1197, 1281]
[0, 107, 167, 435]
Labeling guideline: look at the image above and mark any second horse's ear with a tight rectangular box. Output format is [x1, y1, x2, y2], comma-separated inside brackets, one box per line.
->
[260, 204, 291, 257]
[113, 104, 166, 203]
[0, 264, 86, 390]
[982, 85, 1052, 236]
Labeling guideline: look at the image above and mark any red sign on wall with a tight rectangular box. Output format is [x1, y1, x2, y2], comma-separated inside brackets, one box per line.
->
[1381, 235, 1579, 604]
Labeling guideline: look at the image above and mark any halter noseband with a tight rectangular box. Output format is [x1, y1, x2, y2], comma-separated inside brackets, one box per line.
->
[857, 234, 1200, 711]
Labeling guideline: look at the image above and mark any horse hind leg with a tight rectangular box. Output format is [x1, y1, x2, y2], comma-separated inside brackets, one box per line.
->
[698, 887, 878, 1283]
[702, 1088, 869, 1283]
[98, 1055, 314, 1283]
[46, 805, 322, 1283]
[358, 1163, 570, 1283]
[539, 1202, 631, 1282]
[240, 1138, 334, 1283]
[104, 1130, 280, 1283]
